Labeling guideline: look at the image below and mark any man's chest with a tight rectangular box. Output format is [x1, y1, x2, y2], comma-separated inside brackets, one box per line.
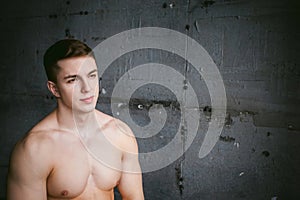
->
[46, 141, 122, 199]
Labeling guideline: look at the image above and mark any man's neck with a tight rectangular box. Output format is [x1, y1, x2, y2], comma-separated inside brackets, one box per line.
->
[55, 104, 98, 135]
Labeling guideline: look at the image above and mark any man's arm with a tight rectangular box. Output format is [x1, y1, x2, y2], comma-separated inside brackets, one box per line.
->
[7, 133, 52, 200]
[116, 121, 144, 200]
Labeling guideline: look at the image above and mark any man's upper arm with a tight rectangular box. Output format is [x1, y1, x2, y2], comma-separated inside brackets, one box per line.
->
[7, 134, 51, 200]
[116, 121, 144, 200]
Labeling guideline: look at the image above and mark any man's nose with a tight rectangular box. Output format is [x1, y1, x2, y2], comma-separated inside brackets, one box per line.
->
[81, 79, 91, 93]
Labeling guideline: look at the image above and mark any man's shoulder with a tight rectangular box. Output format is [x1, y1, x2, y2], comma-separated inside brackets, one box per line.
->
[94, 110, 138, 154]
[94, 110, 114, 124]
[95, 110, 134, 137]
[9, 129, 55, 181]
[14, 129, 54, 158]
[14, 111, 58, 159]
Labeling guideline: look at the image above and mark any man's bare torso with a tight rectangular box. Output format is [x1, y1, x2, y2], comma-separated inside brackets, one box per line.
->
[23, 110, 125, 199]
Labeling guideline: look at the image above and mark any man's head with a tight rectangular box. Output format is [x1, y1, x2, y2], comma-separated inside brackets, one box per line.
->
[44, 39, 94, 83]
[44, 39, 99, 113]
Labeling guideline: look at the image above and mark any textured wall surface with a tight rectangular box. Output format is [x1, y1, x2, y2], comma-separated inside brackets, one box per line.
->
[0, 0, 299, 199]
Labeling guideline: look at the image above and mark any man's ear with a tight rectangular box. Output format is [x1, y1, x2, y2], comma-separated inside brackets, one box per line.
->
[47, 81, 60, 98]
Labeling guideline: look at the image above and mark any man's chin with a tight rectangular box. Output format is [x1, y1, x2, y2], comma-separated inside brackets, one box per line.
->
[73, 105, 96, 115]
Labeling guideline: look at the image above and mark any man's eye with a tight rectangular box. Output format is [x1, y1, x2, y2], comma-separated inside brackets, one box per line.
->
[67, 79, 76, 83]
[90, 74, 97, 78]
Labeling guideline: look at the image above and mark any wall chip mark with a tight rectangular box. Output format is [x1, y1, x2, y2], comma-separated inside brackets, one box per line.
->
[262, 151, 270, 157]
[201, 0, 216, 8]
[219, 135, 235, 143]
[175, 165, 184, 195]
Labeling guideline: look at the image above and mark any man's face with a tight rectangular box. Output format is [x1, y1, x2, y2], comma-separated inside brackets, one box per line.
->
[54, 56, 99, 113]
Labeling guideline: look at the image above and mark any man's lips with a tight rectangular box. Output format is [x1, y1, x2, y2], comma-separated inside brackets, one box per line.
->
[80, 96, 94, 103]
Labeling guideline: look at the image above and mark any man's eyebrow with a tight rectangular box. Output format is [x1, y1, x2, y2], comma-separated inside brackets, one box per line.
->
[88, 69, 98, 75]
[63, 69, 97, 79]
[64, 75, 77, 80]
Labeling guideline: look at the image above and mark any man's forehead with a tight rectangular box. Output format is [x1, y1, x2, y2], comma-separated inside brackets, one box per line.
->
[57, 56, 97, 73]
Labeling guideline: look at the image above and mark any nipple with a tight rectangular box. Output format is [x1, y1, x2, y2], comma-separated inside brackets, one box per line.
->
[61, 190, 69, 196]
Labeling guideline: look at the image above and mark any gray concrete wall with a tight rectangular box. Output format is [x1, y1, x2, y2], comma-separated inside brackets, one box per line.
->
[0, 0, 299, 199]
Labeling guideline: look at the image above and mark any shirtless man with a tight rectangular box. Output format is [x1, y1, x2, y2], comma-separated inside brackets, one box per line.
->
[7, 39, 144, 200]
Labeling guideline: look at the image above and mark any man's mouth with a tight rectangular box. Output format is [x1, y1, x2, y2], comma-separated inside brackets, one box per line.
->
[80, 96, 94, 103]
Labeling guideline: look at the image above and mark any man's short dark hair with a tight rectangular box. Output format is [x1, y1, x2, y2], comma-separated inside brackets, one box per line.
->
[43, 39, 94, 83]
